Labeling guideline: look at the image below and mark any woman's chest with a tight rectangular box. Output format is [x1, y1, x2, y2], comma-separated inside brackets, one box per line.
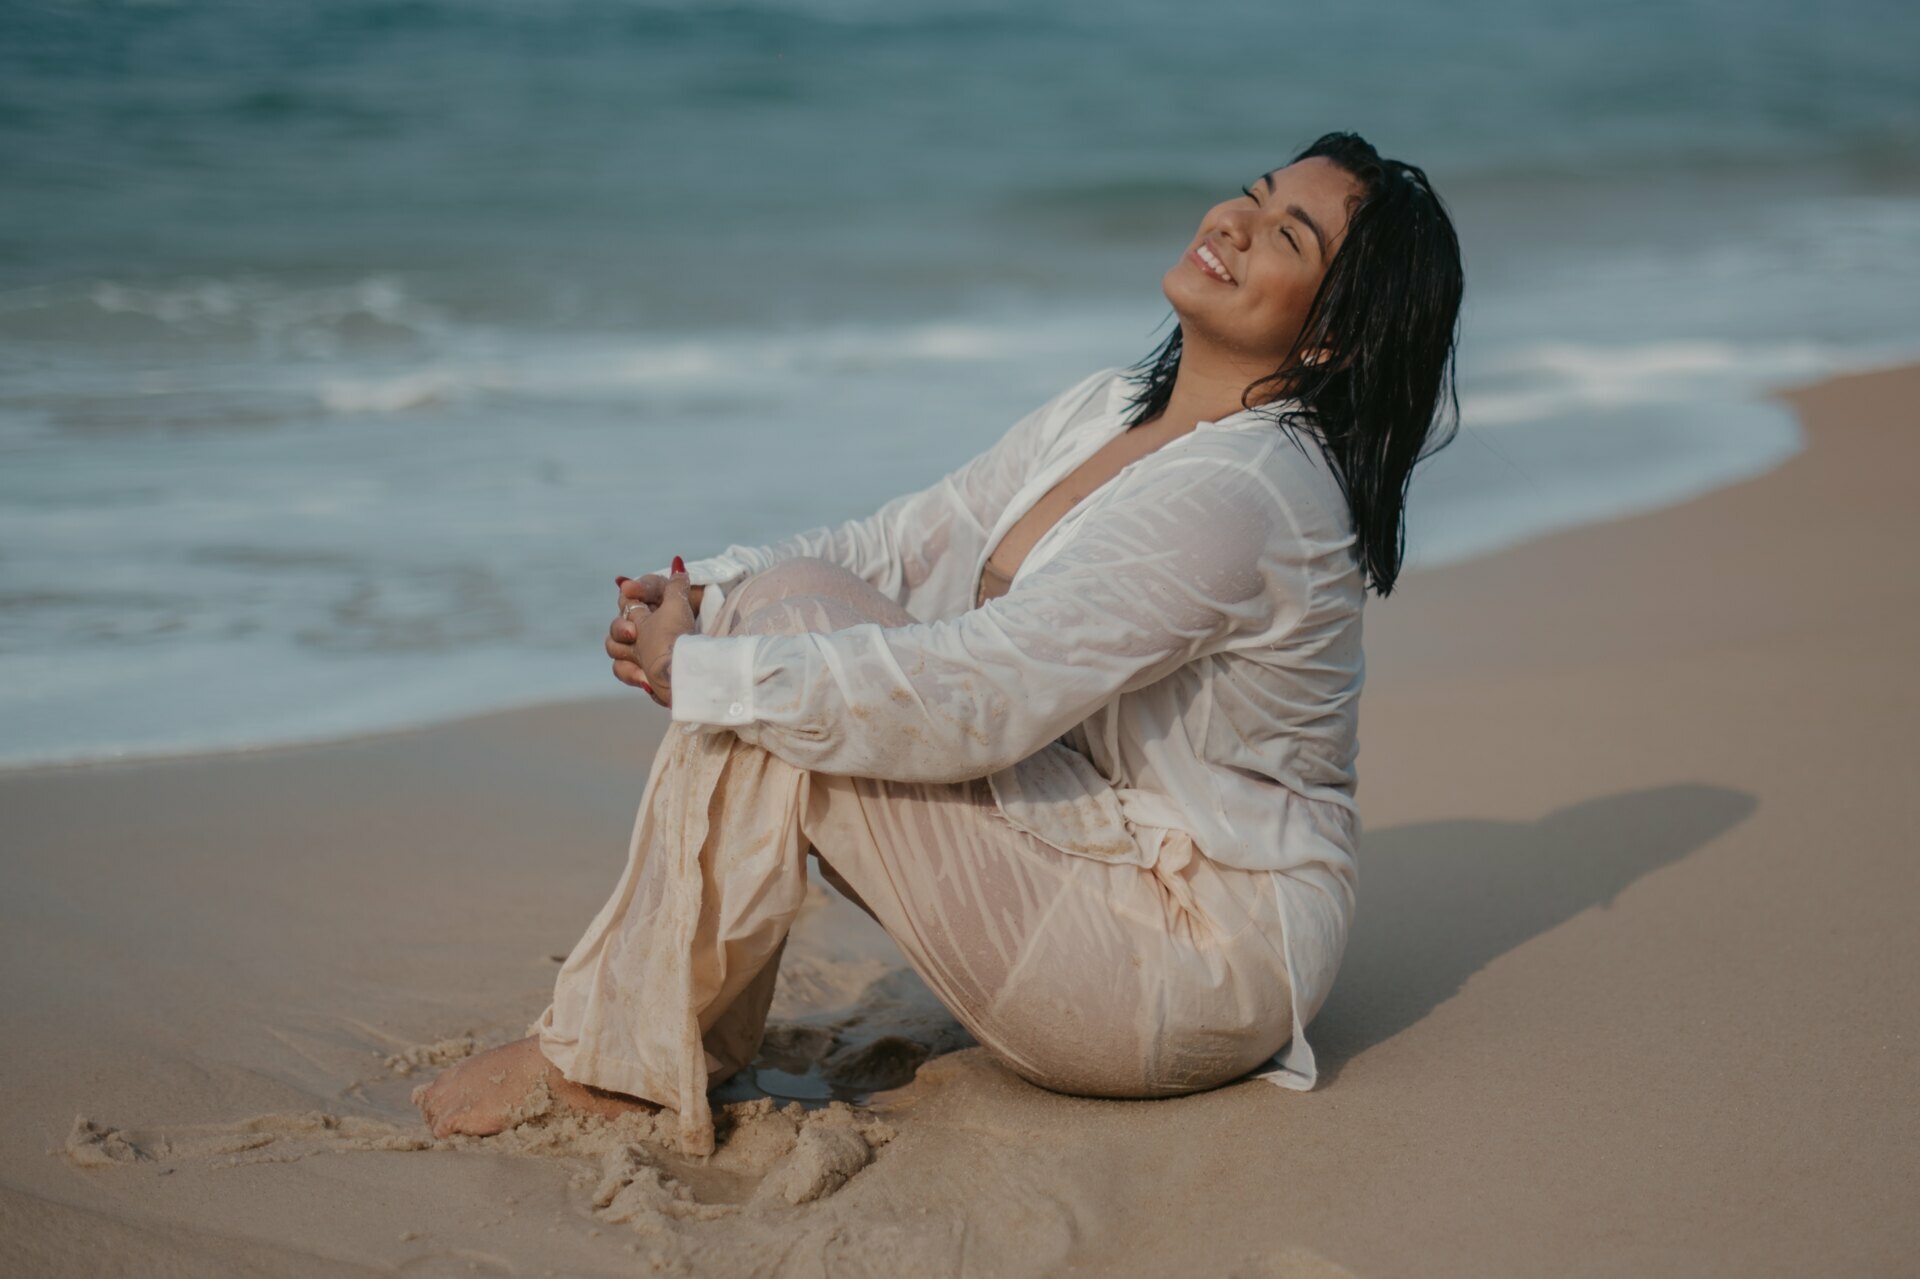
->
[980, 423, 1180, 598]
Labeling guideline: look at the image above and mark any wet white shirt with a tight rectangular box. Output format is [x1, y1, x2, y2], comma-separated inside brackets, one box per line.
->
[668, 365, 1366, 1092]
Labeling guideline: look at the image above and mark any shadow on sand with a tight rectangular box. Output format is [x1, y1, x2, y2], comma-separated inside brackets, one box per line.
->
[1307, 782, 1757, 1083]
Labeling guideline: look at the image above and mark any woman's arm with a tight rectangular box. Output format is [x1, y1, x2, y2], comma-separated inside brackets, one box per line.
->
[667, 450, 1307, 783]
[681, 368, 1116, 622]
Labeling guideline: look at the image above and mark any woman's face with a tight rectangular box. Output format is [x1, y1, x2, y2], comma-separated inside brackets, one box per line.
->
[1162, 156, 1365, 367]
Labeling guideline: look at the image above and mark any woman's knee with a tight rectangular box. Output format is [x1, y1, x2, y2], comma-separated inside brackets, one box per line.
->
[729, 557, 864, 611]
[726, 558, 913, 636]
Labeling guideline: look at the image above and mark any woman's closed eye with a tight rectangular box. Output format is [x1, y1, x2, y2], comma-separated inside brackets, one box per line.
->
[1239, 184, 1301, 254]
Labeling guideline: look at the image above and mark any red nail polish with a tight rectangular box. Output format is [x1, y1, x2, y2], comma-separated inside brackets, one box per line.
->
[615, 575, 629, 585]
[671, 555, 687, 575]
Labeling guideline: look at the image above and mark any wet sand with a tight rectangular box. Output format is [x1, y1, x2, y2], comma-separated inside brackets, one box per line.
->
[3, 363, 1916, 1275]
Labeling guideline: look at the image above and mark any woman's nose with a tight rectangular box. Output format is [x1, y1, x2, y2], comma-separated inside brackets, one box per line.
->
[1210, 207, 1252, 247]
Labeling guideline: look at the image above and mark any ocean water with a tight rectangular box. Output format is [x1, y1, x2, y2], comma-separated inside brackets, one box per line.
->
[3, 0, 1918, 770]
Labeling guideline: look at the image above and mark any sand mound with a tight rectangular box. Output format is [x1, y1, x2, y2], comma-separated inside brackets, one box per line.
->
[63, 1092, 894, 1229]
[381, 1035, 476, 1077]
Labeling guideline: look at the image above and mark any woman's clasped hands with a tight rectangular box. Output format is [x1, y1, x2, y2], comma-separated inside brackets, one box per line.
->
[607, 556, 702, 708]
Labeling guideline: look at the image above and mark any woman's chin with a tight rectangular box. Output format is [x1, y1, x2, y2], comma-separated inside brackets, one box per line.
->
[1159, 286, 1200, 331]
[1160, 271, 1229, 327]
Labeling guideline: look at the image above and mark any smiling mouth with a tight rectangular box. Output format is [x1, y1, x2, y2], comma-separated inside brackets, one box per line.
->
[1190, 243, 1236, 284]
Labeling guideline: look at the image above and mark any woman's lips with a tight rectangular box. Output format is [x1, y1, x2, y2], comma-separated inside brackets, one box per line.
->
[1189, 244, 1236, 284]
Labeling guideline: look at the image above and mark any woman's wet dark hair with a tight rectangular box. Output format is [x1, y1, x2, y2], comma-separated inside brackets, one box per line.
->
[1121, 131, 1465, 598]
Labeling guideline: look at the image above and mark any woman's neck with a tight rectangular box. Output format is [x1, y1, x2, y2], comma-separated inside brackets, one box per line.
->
[1146, 345, 1287, 432]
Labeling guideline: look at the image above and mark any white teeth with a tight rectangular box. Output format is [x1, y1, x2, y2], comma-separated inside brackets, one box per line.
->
[1196, 244, 1234, 283]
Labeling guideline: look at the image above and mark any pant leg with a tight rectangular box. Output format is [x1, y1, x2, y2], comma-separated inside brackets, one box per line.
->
[536, 558, 919, 1155]
[532, 714, 801, 1154]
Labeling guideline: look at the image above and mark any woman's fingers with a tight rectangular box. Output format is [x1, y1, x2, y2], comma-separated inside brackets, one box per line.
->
[609, 592, 642, 682]
[611, 572, 676, 699]
[608, 598, 641, 653]
[622, 575, 669, 608]
[627, 565, 698, 707]
[657, 575, 696, 631]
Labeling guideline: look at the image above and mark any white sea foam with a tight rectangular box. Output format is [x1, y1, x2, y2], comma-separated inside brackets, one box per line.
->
[318, 367, 474, 413]
[1462, 339, 1840, 426]
[304, 317, 1090, 416]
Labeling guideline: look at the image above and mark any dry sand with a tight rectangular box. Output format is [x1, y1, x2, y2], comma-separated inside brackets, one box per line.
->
[3, 363, 1916, 1275]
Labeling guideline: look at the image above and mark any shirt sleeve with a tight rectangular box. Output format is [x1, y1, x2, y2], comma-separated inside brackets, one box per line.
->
[677, 367, 1117, 623]
[668, 447, 1305, 783]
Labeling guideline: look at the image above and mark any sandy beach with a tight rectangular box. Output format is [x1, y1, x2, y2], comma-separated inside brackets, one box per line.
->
[4, 361, 1916, 1275]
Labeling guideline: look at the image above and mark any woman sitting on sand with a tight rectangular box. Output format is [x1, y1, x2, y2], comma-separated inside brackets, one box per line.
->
[417, 131, 1464, 1153]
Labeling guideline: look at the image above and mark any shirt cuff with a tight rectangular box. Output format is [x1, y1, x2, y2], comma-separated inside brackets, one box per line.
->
[669, 634, 760, 727]
[683, 553, 749, 586]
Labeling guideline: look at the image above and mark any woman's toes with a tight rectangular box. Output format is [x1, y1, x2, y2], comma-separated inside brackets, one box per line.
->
[441, 1106, 500, 1139]
[407, 1037, 538, 1139]
[414, 1074, 463, 1136]
[426, 1092, 472, 1139]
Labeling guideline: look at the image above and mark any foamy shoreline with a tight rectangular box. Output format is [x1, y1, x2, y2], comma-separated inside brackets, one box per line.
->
[16, 348, 1920, 778]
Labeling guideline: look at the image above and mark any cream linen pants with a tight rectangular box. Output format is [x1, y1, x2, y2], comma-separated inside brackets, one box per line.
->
[536, 558, 1296, 1155]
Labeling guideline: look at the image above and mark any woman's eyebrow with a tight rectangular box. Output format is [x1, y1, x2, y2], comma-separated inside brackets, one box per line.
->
[1260, 172, 1328, 260]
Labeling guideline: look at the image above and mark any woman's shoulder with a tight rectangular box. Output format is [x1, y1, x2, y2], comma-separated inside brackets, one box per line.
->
[1170, 416, 1341, 505]
[1154, 421, 1361, 585]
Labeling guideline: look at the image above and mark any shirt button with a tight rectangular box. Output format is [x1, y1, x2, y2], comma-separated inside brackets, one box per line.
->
[728, 702, 745, 717]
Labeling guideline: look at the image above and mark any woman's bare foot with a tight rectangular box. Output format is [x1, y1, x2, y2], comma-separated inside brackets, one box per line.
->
[412, 1036, 658, 1139]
